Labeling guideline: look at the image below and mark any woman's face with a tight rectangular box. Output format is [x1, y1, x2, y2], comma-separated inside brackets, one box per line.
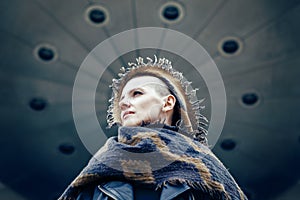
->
[119, 76, 168, 127]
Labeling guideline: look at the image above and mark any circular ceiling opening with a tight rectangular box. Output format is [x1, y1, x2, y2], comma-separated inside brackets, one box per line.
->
[222, 40, 239, 54]
[218, 36, 243, 57]
[29, 98, 47, 111]
[220, 139, 236, 151]
[159, 2, 184, 24]
[242, 93, 259, 106]
[38, 47, 54, 61]
[85, 5, 109, 27]
[163, 5, 179, 20]
[59, 143, 75, 155]
[33, 44, 57, 62]
[89, 8, 106, 24]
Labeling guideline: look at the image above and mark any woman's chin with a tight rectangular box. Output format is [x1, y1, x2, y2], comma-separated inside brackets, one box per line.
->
[121, 119, 140, 127]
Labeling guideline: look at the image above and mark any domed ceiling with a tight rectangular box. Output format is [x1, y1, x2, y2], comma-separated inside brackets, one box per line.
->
[0, 0, 300, 200]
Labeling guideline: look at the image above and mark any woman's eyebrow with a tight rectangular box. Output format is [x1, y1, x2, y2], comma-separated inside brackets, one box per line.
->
[129, 87, 144, 94]
[120, 87, 144, 100]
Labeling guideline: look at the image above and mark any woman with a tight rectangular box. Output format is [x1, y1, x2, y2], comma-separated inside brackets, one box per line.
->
[59, 56, 247, 200]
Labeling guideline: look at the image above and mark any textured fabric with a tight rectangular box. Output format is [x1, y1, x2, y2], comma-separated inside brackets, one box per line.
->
[58, 126, 247, 200]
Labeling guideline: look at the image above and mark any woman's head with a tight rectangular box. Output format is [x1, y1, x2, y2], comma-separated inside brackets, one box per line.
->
[107, 56, 208, 144]
[119, 76, 176, 127]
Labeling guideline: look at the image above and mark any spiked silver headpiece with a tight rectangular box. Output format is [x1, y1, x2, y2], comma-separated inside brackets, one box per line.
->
[107, 55, 208, 144]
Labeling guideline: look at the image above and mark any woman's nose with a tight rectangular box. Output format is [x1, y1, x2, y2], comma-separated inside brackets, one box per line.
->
[119, 97, 131, 110]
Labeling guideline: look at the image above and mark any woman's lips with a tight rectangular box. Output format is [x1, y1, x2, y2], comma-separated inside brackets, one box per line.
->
[123, 111, 135, 119]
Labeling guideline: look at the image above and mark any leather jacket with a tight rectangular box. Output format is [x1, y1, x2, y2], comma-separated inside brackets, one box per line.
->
[76, 181, 211, 200]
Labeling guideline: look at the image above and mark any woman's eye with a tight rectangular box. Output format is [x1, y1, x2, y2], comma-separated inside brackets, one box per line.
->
[133, 91, 143, 96]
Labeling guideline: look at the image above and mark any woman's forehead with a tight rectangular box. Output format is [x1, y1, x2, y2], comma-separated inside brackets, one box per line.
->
[121, 76, 167, 93]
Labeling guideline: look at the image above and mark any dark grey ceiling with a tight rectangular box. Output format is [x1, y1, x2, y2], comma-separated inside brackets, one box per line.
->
[1, 0, 300, 200]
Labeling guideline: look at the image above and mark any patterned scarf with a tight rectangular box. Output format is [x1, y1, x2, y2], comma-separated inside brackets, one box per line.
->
[58, 126, 247, 200]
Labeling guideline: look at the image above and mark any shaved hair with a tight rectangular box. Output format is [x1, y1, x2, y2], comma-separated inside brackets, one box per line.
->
[142, 83, 170, 97]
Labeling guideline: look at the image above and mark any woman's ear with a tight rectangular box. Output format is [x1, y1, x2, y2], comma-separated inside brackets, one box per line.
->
[162, 94, 176, 112]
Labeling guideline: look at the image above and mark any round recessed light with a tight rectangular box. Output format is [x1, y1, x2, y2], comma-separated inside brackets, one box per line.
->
[89, 8, 106, 24]
[29, 98, 47, 111]
[218, 36, 243, 57]
[33, 44, 57, 62]
[222, 40, 239, 54]
[38, 47, 54, 61]
[85, 5, 109, 27]
[242, 93, 259, 106]
[59, 143, 75, 155]
[220, 139, 236, 151]
[159, 2, 184, 24]
[163, 5, 179, 20]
